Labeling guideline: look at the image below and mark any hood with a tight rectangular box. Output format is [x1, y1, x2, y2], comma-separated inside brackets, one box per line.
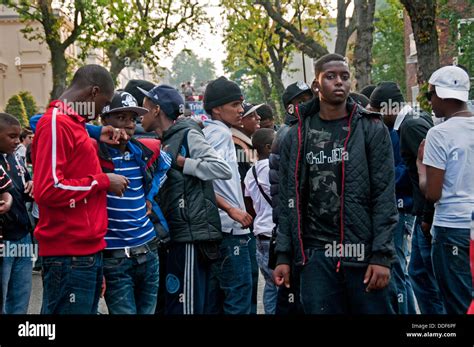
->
[298, 96, 381, 122]
[230, 127, 252, 147]
[162, 118, 202, 141]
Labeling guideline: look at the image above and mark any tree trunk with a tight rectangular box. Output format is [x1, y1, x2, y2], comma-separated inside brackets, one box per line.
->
[353, 0, 376, 90]
[400, 0, 439, 84]
[267, 47, 286, 116]
[258, 73, 277, 113]
[335, 0, 357, 55]
[107, 48, 127, 86]
[49, 47, 69, 100]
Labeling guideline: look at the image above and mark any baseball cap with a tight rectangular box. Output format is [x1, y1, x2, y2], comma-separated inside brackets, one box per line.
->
[429, 66, 470, 102]
[137, 84, 184, 120]
[124, 79, 155, 107]
[282, 81, 312, 108]
[242, 102, 264, 118]
[101, 91, 148, 117]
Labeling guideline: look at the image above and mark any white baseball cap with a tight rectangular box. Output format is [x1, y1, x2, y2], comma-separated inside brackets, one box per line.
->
[428, 66, 470, 102]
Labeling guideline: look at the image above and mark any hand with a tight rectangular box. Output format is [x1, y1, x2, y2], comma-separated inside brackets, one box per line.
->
[421, 222, 432, 243]
[0, 193, 12, 214]
[146, 200, 153, 216]
[106, 173, 129, 197]
[100, 276, 106, 298]
[364, 264, 390, 292]
[417, 139, 426, 162]
[176, 154, 186, 168]
[416, 140, 427, 175]
[24, 180, 34, 198]
[227, 207, 253, 228]
[101, 126, 129, 145]
[273, 264, 291, 288]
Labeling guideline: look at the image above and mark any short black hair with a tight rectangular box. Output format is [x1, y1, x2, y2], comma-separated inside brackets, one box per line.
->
[20, 128, 33, 141]
[251, 128, 275, 155]
[256, 104, 274, 121]
[70, 64, 115, 95]
[0, 113, 20, 132]
[314, 53, 347, 77]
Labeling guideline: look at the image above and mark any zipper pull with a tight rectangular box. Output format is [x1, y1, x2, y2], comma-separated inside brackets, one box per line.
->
[336, 260, 341, 272]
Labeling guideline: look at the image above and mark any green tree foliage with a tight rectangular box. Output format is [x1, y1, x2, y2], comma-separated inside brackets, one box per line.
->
[169, 50, 216, 88]
[1, 0, 107, 100]
[5, 95, 29, 127]
[222, 0, 325, 118]
[91, 0, 208, 83]
[372, 0, 406, 96]
[438, 0, 474, 99]
[18, 91, 39, 119]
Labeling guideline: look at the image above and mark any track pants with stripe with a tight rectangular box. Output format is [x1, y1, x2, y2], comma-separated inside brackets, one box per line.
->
[165, 243, 209, 314]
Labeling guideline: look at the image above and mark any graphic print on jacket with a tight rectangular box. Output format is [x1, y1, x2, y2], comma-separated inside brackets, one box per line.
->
[304, 114, 349, 249]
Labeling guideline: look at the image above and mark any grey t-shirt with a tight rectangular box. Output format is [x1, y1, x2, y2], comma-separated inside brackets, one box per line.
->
[423, 116, 474, 229]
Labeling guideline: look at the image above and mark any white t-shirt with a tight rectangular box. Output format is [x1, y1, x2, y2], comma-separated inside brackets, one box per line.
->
[244, 159, 275, 237]
[423, 116, 474, 229]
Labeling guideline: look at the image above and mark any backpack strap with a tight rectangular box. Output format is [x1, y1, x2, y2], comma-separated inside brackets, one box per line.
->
[252, 165, 272, 205]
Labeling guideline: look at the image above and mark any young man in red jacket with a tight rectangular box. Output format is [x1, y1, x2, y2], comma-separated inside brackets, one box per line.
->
[32, 64, 129, 314]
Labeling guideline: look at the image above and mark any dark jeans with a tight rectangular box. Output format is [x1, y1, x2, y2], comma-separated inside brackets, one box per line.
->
[103, 250, 159, 314]
[431, 225, 471, 314]
[154, 246, 168, 315]
[165, 243, 209, 314]
[275, 265, 303, 315]
[206, 233, 252, 314]
[248, 233, 258, 314]
[41, 252, 103, 314]
[392, 212, 417, 314]
[300, 249, 395, 314]
[408, 218, 445, 314]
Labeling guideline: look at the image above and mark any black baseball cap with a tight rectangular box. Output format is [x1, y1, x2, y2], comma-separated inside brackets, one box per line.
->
[101, 91, 148, 117]
[282, 81, 312, 108]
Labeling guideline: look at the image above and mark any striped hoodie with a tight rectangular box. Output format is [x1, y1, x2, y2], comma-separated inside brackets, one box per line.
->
[31, 100, 110, 256]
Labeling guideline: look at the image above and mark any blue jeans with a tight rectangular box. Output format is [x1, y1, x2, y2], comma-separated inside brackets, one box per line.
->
[41, 252, 103, 314]
[408, 218, 445, 314]
[256, 238, 277, 314]
[392, 212, 417, 314]
[431, 225, 471, 314]
[103, 250, 159, 314]
[1, 233, 33, 314]
[300, 248, 395, 314]
[206, 233, 252, 314]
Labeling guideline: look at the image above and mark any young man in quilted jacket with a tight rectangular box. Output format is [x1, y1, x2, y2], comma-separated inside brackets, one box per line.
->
[274, 54, 398, 314]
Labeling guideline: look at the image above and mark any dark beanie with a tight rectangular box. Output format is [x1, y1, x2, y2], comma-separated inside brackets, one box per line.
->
[124, 79, 155, 107]
[359, 84, 376, 99]
[369, 81, 405, 109]
[203, 76, 243, 114]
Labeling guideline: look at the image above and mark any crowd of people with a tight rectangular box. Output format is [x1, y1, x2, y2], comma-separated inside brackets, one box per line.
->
[0, 53, 472, 315]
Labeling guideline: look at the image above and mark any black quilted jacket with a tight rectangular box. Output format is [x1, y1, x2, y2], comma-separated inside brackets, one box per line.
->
[276, 97, 398, 268]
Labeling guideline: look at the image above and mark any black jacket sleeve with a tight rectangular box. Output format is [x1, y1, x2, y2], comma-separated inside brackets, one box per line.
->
[269, 125, 290, 225]
[366, 118, 398, 267]
[275, 126, 294, 266]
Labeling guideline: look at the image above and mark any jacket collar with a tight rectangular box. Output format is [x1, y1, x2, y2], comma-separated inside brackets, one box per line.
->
[230, 127, 252, 147]
[299, 96, 380, 122]
[50, 100, 88, 123]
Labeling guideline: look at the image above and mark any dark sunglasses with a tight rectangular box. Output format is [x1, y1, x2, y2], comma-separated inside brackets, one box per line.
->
[425, 90, 435, 102]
